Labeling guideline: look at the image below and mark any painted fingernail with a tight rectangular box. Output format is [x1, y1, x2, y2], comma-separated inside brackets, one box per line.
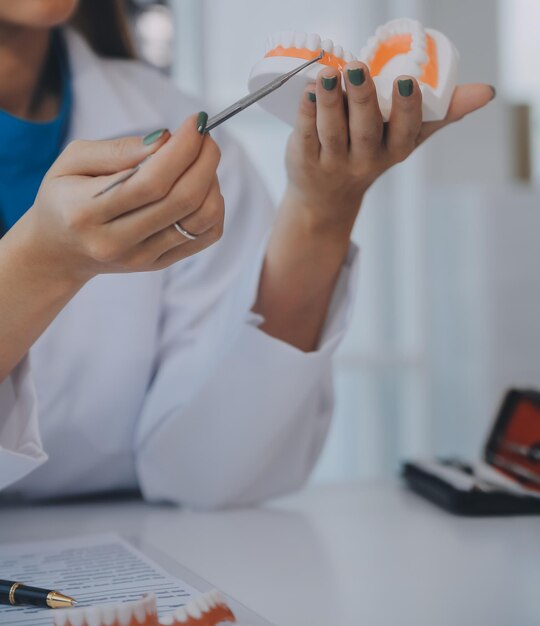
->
[347, 68, 365, 86]
[196, 111, 208, 134]
[490, 85, 497, 100]
[307, 91, 316, 103]
[322, 76, 338, 91]
[398, 79, 414, 97]
[143, 128, 167, 145]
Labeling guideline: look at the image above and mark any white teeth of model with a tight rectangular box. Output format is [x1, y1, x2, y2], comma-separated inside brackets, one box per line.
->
[102, 605, 117, 626]
[294, 32, 307, 49]
[134, 601, 147, 623]
[68, 611, 85, 626]
[85, 608, 102, 626]
[282, 30, 295, 48]
[333, 45, 344, 59]
[186, 601, 202, 619]
[174, 607, 188, 623]
[53, 611, 68, 626]
[145, 595, 158, 615]
[196, 595, 210, 613]
[376, 25, 389, 40]
[398, 59, 423, 77]
[306, 33, 321, 51]
[411, 48, 428, 64]
[211, 590, 225, 605]
[321, 38, 334, 54]
[118, 604, 133, 626]
[412, 33, 427, 49]
[160, 616, 174, 626]
[344, 51, 354, 63]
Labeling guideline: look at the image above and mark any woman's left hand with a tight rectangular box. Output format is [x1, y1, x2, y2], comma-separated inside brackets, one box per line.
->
[284, 62, 495, 235]
[253, 64, 495, 352]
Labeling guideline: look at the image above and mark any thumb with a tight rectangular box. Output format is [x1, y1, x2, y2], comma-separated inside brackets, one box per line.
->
[418, 84, 495, 144]
[50, 128, 171, 177]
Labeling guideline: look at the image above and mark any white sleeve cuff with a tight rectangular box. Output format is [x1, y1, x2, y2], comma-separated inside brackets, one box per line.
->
[0, 357, 47, 491]
[246, 241, 360, 354]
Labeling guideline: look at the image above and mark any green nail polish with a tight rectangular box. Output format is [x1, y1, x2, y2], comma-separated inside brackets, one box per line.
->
[322, 76, 338, 91]
[490, 85, 497, 100]
[398, 79, 414, 97]
[197, 111, 208, 134]
[347, 68, 365, 86]
[143, 128, 167, 145]
[307, 91, 316, 103]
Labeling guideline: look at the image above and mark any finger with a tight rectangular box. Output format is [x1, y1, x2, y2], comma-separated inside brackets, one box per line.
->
[344, 62, 384, 161]
[291, 84, 320, 160]
[49, 129, 170, 177]
[152, 221, 224, 271]
[177, 178, 224, 237]
[316, 67, 348, 161]
[91, 113, 208, 219]
[417, 83, 495, 145]
[106, 138, 221, 242]
[385, 77, 423, 162]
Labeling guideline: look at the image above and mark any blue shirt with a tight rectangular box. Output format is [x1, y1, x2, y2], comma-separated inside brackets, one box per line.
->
[0, 32, 71, 234]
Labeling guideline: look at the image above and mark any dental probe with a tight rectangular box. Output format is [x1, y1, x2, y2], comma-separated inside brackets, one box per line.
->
[95, 51, 325, 198]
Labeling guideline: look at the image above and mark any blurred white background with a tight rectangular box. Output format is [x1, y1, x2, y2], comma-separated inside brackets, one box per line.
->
[131, 0, 540, 483]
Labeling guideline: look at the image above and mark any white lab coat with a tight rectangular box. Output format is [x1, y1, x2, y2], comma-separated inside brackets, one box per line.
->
[0, 30, 359, 509]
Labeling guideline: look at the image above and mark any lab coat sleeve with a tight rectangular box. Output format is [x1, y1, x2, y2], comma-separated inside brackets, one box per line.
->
[0, 357, 48, 490]
[135, 130, 359, 510]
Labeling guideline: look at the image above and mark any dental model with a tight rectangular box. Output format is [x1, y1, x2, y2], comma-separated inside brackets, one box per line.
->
[248, 19, 458, 125]
[51, 591, 237, 626]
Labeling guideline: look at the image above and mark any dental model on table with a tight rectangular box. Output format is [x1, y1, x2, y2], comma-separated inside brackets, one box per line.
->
[52, 591, 239, 626]
[248, 18, 459, 124]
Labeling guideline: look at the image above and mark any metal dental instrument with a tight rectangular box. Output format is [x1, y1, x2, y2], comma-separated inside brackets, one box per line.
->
[95, 51, 325, 198]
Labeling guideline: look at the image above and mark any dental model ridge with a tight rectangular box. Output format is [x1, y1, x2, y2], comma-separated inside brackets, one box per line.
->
[51, 591, 237, 626]
[248, 18, 459, 125]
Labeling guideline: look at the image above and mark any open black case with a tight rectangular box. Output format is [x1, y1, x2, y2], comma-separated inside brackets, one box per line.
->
[402, 389, 540, 516]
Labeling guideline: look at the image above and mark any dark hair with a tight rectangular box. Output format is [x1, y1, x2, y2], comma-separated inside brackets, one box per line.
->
[70, 0, 136, 59]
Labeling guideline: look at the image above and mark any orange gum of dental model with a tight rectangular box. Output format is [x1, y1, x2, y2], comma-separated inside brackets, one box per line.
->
[369, 34, 439, 88]
[265, 37, 438, 88]
[265, 46, 347, 72]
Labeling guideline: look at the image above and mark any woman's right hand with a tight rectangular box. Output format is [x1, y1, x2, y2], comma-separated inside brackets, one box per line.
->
[17, 113, 224, 283]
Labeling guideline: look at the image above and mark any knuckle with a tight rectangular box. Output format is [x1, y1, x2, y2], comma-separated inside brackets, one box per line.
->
[64, 139, 84, 156]
[109, 137, 133, 164]
[177, 188, 200, 213]
[87, 238, 121, 263]
[322, 131, 346, 151]
[349, 83, 376, 105]
[214, 219, 225, 241]
[64, 206, 90, 230]
[134, 173, 169, 204]
[207, 138, 222, 164]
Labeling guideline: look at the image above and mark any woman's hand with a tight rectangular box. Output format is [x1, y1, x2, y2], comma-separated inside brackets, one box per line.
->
[284, 62, 495, 234]
[253, 65, 495, 352]
[18, 112, 224, 284]
[0, 113, 224, 380]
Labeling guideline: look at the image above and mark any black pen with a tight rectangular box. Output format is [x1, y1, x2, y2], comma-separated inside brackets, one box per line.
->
[0, 580, 77, 609]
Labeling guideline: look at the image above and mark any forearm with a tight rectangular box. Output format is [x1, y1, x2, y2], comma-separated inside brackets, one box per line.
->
[252, 189, 357, 352]
[0, 219, 85, 382]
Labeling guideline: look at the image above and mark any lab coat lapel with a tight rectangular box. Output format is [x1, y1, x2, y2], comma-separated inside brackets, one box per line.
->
[64, 28, 165, 143]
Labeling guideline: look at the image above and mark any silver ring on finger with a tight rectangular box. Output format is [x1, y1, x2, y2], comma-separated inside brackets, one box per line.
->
[174, 221, 198, 241]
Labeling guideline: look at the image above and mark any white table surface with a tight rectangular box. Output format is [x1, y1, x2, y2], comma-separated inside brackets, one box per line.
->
[1, 481, 539, 626]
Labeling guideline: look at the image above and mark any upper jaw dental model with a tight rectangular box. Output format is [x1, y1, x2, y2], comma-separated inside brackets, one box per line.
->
[248, 18, 459, 125]
[51, 590, 238, 626]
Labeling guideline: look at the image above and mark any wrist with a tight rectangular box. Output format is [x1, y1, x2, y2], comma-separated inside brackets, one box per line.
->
[280, 186, 360, 244]
[4, 216, 90, 297]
